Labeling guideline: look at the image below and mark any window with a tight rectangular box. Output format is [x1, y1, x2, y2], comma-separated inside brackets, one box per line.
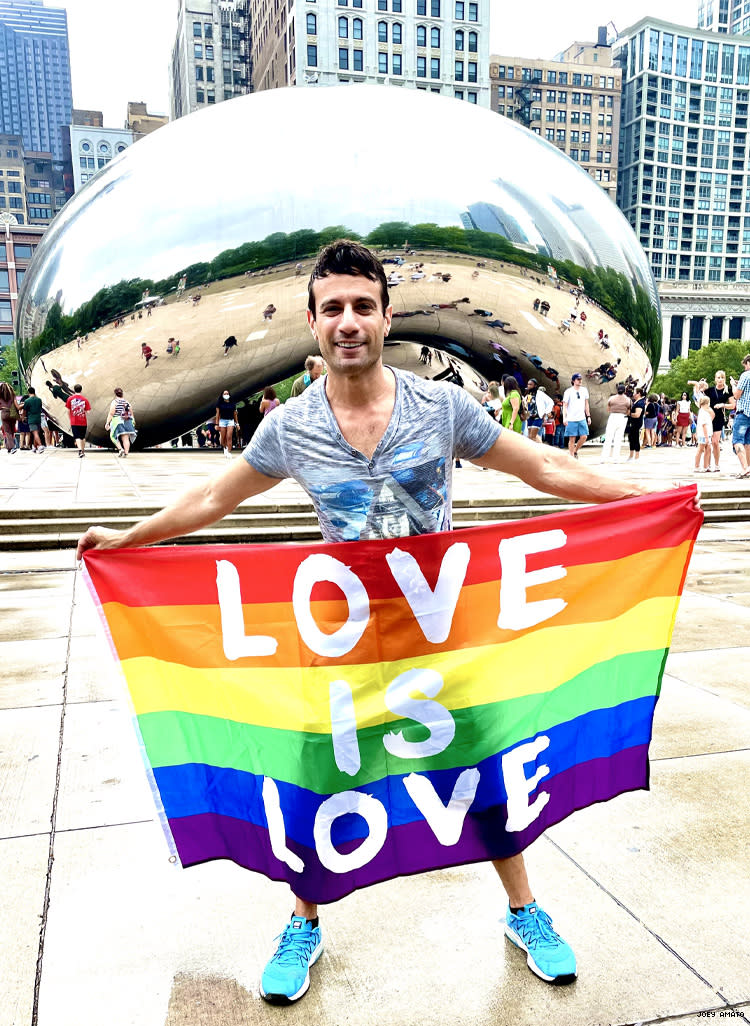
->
[194, 43, 202, 58]
[196, 65, 204, 81]
[468, 61, 477, 82]
[417, 0, 426, 13]
[431, 57, 440, 78]
[353, 49, 363, 71]
[0, 270, 9, 290]
[307, 44, 318, 66]
[431, 0, 440, 15]
[207, 67, 214, 82]
[456, 89, 464, 99]
[393, 0, 401, 9]
[392, 53, 402, 74]
[468, 2, 478, 20]
[0, 301, 11, 324]
[455, 29, 464, 50]
[204, 22, 212, 38]
[378, 0, 387, 8]
[468, 91, 477, 103]
[352, 16, 362, 38]
[196, 89, 204, 102]
[392, 22, 402, 43]
[307, 13, 317, 33]
[455, 0, 464, 16]
[206, 91, 215, 104]
[378, 51, 388, 73]
[455, 59, 464, 80]
[13, 245, 32, 259]
[193, 21, 201, 37]
[417, 55, 426, 77]
[339, 47, 349, 69]
[431, 27, 440, 47]
[378, 21, 387, 41]
[417, 25, 426, 46]
[339, 16, 348, 37]
[468, 31, 477, 52]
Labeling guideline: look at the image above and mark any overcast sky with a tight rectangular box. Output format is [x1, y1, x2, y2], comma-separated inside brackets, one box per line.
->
[63, 0, 693, 127]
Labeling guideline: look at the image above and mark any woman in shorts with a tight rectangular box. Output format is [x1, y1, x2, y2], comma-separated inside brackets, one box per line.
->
[215, 389, 239, 458]
[105, 387, 137, 457]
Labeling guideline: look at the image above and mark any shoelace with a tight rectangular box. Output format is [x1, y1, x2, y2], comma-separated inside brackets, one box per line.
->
[271, 925, 317, 967]
[517, 910, 563, 949]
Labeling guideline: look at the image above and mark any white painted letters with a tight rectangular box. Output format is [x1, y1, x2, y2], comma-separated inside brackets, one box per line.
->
[403, 768, 480, 845]
[383, 668, 456, 759]
[313, 791, 388, 873]
[293, 553, 370, 658]
[216, 560, 279, 660]
[262, 776, 305, 873]
[501, 736, 551, 832]
[385, 542, 470, 643]
[497, 530, 567, 631]
[329, 679, 360, 776]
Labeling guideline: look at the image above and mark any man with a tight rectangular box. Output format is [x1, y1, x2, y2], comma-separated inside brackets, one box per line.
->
[65, 384, 91, 457]
[78, 240, 657, 1005]
[290, 354, 324, 397]
[562, 373, 591, 458]
[22, 386, 45, 453]
[730, 353, 750, 477]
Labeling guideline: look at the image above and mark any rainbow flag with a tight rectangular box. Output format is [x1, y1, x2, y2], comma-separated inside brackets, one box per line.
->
[84, 487, 700, 904]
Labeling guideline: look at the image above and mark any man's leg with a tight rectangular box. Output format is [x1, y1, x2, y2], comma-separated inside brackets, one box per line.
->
[260, 895, 323, 1005]
[494, 855, 577, 984]
[574, 432, 588, 455]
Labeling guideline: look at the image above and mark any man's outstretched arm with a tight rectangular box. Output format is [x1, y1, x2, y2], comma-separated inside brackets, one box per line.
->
[76, 458, 281, 558]
[473, 428, 649, 504]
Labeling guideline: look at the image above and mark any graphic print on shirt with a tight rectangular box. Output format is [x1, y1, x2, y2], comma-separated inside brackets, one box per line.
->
[312, 445, 449, 541]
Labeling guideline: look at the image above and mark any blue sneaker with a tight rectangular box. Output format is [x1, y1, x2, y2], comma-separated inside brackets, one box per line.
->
[504, 902, 577, 985]
[260, 915, 323, 1004]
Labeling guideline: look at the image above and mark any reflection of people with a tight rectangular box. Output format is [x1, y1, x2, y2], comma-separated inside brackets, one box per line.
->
[65, 384, 91, 458]
[223, 335, 238, 355]
[291, 355, 324, 397]
[105, 387, 136, 457]
[78, 240, 671, 1006]
[263, 304, 276, 321]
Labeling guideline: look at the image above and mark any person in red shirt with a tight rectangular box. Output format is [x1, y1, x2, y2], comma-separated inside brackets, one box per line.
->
[65, 384, 91, 458]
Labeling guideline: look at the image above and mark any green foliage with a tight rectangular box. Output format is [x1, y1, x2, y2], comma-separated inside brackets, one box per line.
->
[653, 339, 749, 397]
[0, 342, 19, 386]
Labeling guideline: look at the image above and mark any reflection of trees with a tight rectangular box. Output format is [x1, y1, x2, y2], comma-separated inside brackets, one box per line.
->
[22, 222, 659, 368]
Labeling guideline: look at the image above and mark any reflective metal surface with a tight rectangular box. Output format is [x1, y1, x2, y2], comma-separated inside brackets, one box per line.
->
[16, 85, 659, 445]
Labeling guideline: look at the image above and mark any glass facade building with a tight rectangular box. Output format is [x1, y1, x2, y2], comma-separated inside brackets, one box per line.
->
[698, 0, 750, 36]
[0, 0, 72, 163]
[616, 18, 750, 286]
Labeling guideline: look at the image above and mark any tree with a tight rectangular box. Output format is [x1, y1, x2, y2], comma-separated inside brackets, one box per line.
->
[0, 342, 19, 386]
[653, 339, 749, 396]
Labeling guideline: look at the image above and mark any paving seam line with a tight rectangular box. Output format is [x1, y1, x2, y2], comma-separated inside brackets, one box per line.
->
[543, 834, 731, 1005]
[30, 571, 75, 1026]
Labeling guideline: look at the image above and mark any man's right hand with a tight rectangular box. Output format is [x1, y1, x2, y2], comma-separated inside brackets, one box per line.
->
[76, 526, 129, 561]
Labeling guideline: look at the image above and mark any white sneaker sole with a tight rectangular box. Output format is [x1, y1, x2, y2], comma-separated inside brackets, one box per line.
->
[504, 923, 577, 985]
[260, 939, 323, 1004]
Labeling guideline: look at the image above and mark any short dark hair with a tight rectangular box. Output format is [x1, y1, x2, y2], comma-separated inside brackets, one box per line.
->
[307, 239, 389, 316]
[114, 387, 123, 397]
[28, 386, 36, 394]
[616, 383, 626, 394]
[74, 383, 83, 393]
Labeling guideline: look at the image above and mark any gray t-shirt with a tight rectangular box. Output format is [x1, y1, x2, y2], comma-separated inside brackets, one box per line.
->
[243, 367, 501, 542]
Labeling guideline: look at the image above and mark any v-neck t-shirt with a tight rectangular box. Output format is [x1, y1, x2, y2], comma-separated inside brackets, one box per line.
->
[243, 367, 501, 542]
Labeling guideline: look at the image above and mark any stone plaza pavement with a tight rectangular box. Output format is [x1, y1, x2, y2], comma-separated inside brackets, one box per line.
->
[1, 444, 749, 1026]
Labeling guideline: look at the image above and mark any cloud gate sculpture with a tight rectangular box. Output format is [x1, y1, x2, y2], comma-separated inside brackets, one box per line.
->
[15, 85, 659, 446]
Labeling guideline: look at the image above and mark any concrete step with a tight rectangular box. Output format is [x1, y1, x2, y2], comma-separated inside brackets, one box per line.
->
[2, 506, 748, 551]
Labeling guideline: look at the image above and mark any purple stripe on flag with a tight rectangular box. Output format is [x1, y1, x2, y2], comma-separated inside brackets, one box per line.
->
[169, 744, 649, 904]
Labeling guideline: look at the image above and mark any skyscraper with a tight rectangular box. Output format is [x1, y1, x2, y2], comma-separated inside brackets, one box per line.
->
[169, 0, 251, 120]
[0, 0, 72, 162]
[251, 0, 490, 107]
[697, 0, 750, 36]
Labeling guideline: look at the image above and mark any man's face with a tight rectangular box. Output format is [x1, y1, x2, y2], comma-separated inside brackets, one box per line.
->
[572, 377, 582, 388]
[307, 274, 392, 378]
